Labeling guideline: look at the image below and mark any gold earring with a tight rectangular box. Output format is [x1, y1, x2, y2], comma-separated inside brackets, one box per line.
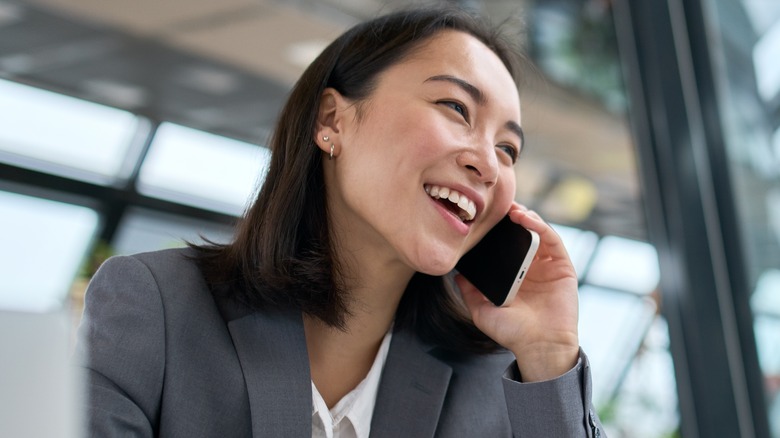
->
[329, 144, 334, 160]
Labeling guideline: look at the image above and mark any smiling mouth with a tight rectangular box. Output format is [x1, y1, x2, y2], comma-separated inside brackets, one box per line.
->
[424, 184, 477, 222]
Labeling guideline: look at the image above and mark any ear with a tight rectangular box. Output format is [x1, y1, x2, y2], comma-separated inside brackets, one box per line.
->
[314, 87, 348, 155]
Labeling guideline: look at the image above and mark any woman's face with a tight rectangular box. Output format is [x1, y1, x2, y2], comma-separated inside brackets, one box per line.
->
[322, 30, 522, 276]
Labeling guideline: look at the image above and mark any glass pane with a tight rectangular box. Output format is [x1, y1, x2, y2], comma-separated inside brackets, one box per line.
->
[552, 223, 599, 279]
[66, 207, 233, 329]
[578, 284, 657, 407]
[585, 235, 660, 295]
[751, 269, 780, 430]
[520, 0, 646, 242]
[753, 314, 780, 428]
[751, 269, 780, 316]
[752, 11, 780, 102]
[602, 317, 680, 438]
[523, 0, 674, 434]
[137, 122, 271, 216]
[0, 78, 140, 184]
[111, 207, 233, 256]
[706, 0, 780, 434]
[0, 190, 99, 312]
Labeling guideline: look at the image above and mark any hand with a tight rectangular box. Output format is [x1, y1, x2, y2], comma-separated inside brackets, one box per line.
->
[457, 204, 580, 382]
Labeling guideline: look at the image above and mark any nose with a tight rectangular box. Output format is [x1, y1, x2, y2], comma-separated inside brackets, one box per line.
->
[456, 140, 499, 187]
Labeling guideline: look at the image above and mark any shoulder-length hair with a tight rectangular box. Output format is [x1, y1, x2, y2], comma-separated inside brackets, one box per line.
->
[193, 5, 525, 354]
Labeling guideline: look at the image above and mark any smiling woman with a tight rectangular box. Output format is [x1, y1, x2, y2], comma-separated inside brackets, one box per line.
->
[74, 6, 606, 438]
[318, 30, 520, 280]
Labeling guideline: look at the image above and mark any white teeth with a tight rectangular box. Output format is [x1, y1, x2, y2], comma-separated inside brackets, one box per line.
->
[424, 184, 477, 222]
[457, 196, 469, 212]
[464, 199, 476, 220]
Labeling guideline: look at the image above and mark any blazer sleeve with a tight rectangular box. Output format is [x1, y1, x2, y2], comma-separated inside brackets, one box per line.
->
[502, 348, 606, 437]
[73, 255, 166, 437]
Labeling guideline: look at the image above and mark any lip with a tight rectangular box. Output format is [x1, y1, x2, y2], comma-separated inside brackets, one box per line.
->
[428, 196, 471, 235]
[425, 181, 485, 219]
[424, 182, 485, 235]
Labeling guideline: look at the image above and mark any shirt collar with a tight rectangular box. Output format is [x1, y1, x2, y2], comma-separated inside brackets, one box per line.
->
[311, 329, 393, 438]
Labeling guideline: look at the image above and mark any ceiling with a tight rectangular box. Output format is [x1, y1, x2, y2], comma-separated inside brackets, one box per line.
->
[0, 0, 646, 239]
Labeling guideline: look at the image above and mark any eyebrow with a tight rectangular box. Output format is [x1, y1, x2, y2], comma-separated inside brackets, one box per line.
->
[424, 74, 525, 149]
[425, 75, 486, 105]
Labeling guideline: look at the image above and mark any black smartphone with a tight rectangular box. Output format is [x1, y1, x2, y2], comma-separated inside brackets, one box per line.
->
[455, 215, 540, 306]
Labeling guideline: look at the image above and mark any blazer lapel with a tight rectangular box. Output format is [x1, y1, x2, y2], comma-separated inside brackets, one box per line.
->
[227, 309, 312, 437]
[370, 328, 452, 438]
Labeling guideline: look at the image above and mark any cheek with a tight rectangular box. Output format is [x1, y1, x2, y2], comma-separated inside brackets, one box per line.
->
[466, 169, 517, 250]
[495, 168, 517, 211]
[401, 129, 451, 164]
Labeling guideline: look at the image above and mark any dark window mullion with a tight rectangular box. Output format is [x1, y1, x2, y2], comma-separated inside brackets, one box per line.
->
[613, 0, 769, 436]
[683, 0, 772, 436]
[0, 162, 236, 226]
[98, 119, 160, 243]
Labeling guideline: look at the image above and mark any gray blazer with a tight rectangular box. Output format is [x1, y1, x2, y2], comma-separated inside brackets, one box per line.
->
[75, 248, 604, 437]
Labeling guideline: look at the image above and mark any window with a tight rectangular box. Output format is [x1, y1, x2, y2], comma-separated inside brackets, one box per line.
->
[0, 79, 141, 184]
[0, 189, 99, 312]
[137, 122, 271, 216]
[707, 0, 780, 432]
[111, 207, 233, 256]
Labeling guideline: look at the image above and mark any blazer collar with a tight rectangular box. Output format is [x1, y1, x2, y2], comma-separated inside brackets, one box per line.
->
[227, 308, 312, 437]
[370, 327, 453, 438]
[217, 295, 453, 438]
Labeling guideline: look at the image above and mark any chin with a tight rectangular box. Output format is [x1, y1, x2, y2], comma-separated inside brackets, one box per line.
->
[402, 240, 464, 277]
[418, 266, 454, 277]
[413, 255, 459, 277]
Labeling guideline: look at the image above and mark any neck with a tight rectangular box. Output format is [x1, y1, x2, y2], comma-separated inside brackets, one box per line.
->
[304, 260, 410, 408]
[305, 227, 414, 357]
[323, 200, 419, 339]
[304, 211, 416, 407]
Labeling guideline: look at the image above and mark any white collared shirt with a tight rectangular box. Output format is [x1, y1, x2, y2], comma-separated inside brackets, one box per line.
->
[311, 330, 393, 438]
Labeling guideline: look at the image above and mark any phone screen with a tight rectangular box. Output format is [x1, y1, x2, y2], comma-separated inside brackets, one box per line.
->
[455, 215, 540, 306]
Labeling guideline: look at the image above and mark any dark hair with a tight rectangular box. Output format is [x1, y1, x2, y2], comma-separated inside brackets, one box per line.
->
[193, 6, 524, 354]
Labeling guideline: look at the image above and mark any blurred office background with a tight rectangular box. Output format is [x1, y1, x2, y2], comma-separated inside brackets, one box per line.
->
[0, 0, 777, 437]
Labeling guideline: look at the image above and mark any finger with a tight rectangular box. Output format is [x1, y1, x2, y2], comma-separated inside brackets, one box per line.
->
[454, 274, 493, 321]
[509, 202, 529, 214]
[508, 207, 544, 231]
[508, 209, 569, 260]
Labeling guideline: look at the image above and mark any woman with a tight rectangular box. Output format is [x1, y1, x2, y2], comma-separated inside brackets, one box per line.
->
[76, 6, 605, 437]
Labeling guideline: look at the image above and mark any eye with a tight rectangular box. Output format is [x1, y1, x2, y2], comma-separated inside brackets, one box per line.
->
[497, 144, 518, 164]
[439, 100, 468, 120]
